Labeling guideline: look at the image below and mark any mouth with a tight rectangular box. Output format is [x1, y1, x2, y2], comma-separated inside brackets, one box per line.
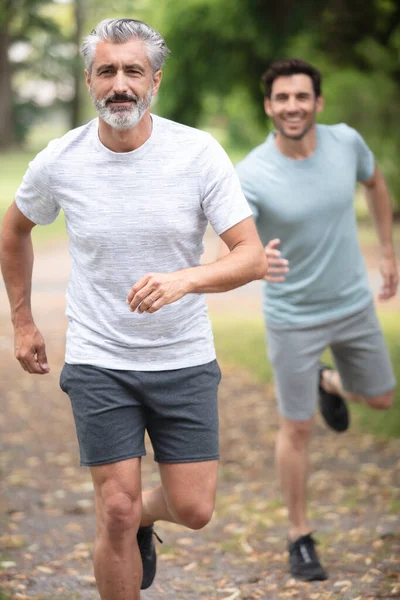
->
[284, 117, 303, 124]
[107, 97, 136, 107]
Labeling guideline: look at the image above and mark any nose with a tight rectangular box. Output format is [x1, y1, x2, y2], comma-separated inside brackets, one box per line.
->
[113, 70, 129, 94]
[286, 97, 299, 112]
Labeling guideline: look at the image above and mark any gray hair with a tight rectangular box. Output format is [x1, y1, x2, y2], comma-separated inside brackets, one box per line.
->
[81, 18, 170, 75]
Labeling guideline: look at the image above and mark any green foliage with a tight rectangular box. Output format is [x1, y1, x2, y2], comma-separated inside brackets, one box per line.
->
[1, 0, 66, 143]
[159, 0, 400, 210]
[211, 309, 400, 439]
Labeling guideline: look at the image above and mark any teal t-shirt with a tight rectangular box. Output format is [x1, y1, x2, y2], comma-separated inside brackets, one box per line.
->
[236, 123, 375, 328]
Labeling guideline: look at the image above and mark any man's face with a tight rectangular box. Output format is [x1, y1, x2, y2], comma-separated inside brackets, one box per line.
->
[264, 74, 323, 140]
[86, 39, 162, 131]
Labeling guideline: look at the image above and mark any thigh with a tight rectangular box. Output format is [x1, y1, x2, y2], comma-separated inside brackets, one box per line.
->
[266, 324, 328, 421]
[142, 360, 221, 463]
[159, 460, 219, 508]
[60, 363, 147, 466]
[90, 457, 142, 501]
[331, 303, 396, 397]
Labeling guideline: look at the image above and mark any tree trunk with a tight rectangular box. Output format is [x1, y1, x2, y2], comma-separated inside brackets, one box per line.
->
[0, 22, 15, 150]
[70, 0, 84, 129]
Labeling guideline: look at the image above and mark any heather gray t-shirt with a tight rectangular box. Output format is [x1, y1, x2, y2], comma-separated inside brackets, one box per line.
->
[16, 115, 252, 370]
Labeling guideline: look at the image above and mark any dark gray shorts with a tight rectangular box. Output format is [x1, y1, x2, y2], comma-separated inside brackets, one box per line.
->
[60, 360, 221, 467]
[267, 302, 396, 421]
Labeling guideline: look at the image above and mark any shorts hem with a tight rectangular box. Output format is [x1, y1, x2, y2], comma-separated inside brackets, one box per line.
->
[278, 406, 315, 422]
[154, 454, 220, 464]
[343, 380, 396, 399]
[80, 452, 146, 467]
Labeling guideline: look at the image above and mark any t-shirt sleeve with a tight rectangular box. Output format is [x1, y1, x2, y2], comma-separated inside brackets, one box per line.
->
[15, 141, 61, 225]
[199, 136, 252, 236]
[351, 128, 375, 182]
[235, 160, 261, 222]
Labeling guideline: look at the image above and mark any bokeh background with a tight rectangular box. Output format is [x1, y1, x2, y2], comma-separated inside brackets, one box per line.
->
[0, 0, 399, 433]
[0, 3, 400, 598]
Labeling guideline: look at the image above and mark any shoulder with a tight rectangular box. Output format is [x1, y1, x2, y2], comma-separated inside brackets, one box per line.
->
[236, 142, 268, 180]
[152, 114, 214, 149]
[32, 119, 98, 167]
[318, 123, 362, 145]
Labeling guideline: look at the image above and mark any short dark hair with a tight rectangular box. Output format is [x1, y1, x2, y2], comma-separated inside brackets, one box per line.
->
[262, 59, 322, 98]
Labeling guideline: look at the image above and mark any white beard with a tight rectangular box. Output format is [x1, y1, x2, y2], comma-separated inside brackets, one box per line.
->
[91, 86, 153, 131]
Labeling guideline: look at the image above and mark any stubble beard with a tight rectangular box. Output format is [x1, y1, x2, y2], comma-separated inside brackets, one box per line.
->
[91, 86, 153, 131]
[275, 118, 315, 141]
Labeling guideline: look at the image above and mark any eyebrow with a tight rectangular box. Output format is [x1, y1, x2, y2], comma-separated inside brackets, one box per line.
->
[274, 91, 312, 98]
[96, 63, 146, 74]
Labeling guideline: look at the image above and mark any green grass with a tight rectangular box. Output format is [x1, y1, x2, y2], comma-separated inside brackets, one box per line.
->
[211, 311, 400, 439]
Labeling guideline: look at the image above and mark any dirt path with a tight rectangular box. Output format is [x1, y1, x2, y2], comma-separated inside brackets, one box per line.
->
[0, 233, 399, 600]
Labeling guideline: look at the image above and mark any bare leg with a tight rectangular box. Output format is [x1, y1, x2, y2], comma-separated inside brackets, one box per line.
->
[141, 460, 218, 530]
[91, 458, 142, 600]
[276, 417, 314, 540]
[141, 485, 177, 527]
[321, 368, 393, 409]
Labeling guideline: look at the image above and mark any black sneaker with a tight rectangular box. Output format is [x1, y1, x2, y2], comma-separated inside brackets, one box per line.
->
[288, 533, 328, 581]
[318, 363, 349, 432]
[137, 525, 163, 590]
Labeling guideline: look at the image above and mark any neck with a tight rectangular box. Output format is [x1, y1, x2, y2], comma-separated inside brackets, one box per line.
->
[97, 111, 153, 153]
[274, 124, 317, 159]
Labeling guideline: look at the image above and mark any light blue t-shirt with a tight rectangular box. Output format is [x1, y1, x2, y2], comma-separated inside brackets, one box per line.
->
[236, 123, 375, 328]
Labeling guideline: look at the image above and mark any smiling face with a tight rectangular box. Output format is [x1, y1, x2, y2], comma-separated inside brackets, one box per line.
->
[264, 74, 323, 141]
[85, 38, 162, 131]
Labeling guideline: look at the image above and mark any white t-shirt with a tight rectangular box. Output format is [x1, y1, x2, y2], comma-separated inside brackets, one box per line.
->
[16, 115, 252, 370]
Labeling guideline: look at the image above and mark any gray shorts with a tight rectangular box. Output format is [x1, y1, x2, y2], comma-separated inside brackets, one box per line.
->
[266, 302, 396, 421]
[60, 360, 221, 467]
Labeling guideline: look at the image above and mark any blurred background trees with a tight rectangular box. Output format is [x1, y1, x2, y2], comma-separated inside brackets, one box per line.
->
[0, 0, 399, 210]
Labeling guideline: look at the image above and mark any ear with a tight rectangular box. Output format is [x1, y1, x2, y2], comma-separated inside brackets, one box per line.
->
[85, 69, 91, 93]
[264, 97, 273, 118]
[316, 95, 324, 114]
[152, 70, 163, 96]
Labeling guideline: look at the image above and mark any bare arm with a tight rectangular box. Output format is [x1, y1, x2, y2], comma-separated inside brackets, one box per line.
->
[0, 201, 49, 373]
[362, 165, 399, 300]
[127, 216, 268, 313]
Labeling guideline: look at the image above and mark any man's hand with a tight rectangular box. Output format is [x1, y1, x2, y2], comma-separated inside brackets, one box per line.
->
[378, 252, 399, 300]
[126, 271, 192, 314]
[14, 323, 49, 374]
[264, 238, 289, 283]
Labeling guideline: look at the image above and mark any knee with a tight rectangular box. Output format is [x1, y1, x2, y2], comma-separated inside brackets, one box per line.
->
[174, 499, 215, 530]
[280, 419, 313, 449]
[100, 491, 141, 536]
[366, 390, 394, 411]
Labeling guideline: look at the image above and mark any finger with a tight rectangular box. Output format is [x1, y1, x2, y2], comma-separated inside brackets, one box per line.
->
[129, 286, 154, 312]
[18, 359, 30, 373]
[265, 248, 282, 258]
[267, 266, 289, 274]
[138, 294, 159, 314]
[19, 356, 36, 374]
[264, 275, 286, 283]
[145, 297, 164, 314]
[36, 345, 49, 373]
[265, 238, 281, 250]
[378, 282, 392, 300]
[126, 275, 151, 304]
[24, 356, 47, 374]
